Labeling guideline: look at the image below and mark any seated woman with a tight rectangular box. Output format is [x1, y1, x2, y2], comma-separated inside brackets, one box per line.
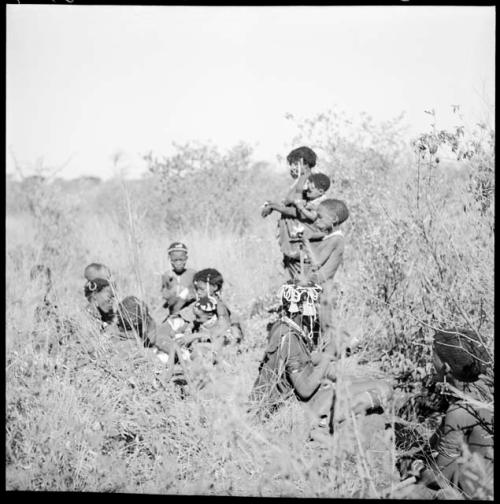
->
[84, 277, 117, 330]
[169, 268, 245, 346]
[162, 296, 231, 363]
[248, 280, 392, 431]
[396, 327, 493, 500]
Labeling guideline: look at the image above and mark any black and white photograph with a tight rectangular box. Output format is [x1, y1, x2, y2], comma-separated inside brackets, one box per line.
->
[6, 3, 494, 498]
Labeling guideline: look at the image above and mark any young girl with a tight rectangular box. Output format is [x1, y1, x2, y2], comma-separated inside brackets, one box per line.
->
[161, 242, 197, 315]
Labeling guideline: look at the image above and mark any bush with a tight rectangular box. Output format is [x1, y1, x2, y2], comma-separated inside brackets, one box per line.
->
[144, 141, 285, 235]
[288, 107, 494, 390]
[6, 106, 494, 495]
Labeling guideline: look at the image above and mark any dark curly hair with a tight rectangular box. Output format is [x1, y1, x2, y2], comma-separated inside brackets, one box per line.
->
[434, 328, 490, 382]
[319, 198, 349, 225]
[308, 173, 331, 193]
[193, 268, 224, 290]
[286, 146, 317, 168]
[116, 295, 153, 339]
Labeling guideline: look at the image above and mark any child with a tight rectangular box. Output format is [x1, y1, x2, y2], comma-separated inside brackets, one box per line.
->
[168, 268, 244, 345]
[262, 145, 317, 217]
[263, 172, 332, 278]
[292, 199, 349, 353]
[302, 198, 349, 287]
[171, 296, 232, 363]
[159, 295, 232, 392]
[161, 242, 197, 315]
[263, 173, 331, 226]
[294, 173, 331, 227]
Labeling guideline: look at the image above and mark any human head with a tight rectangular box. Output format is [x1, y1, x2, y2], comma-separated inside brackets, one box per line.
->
[433, 328, 490, 383]
[84, 262, 111, 282]
[278, 280, 322, 318]
[193, 268, 224, 299]
[168, 242, 188, 274]
[193, 296, 218, 324]
[30, 264, 53, 295]
[305, 173, 331, 200]
[315, 199, 349, 232]
[116, 295, 152, 338]
[84, 278, 115, 313]
[286, 146, 317, 179]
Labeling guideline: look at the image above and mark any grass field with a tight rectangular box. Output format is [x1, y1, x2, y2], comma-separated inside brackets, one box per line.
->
[6, 214, 397, 496]
[6, 112, 494, 496]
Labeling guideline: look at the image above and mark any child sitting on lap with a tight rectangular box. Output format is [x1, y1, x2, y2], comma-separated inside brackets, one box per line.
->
[167, 268, 244, 346]
[172, 296, 232, 363]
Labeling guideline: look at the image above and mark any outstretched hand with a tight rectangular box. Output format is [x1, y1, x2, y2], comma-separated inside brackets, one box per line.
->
[261, 202, 274, 218]
[261, 206, 272, 218]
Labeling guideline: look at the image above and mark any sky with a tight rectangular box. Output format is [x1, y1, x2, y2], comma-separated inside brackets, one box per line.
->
[6, 5, 495, 180]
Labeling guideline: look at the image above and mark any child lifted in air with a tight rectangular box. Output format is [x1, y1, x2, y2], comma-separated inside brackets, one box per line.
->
[263, 169, 332, 279]
[161, 242, 197, 316]
[264, 172, 331, 230]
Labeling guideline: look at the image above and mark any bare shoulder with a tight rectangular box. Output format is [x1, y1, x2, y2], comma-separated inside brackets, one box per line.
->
[324, 233, 345, 249]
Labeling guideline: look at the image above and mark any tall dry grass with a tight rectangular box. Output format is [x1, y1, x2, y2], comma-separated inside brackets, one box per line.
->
[6, 109, 494, 496]
[6, 211, 396, 496]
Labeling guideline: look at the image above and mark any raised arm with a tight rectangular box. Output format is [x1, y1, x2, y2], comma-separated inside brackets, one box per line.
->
[267, 202, 299, 218]
[284, 162, 310, 204]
